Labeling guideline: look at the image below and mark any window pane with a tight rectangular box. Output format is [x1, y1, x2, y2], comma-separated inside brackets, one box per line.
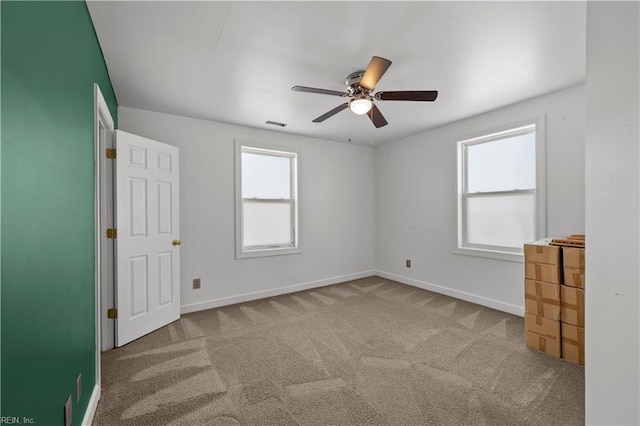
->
[467, 132, 535, 193]
[243, 202, 292, 247]
[242, 152, 291, 199]
[466, 193, 534, 249]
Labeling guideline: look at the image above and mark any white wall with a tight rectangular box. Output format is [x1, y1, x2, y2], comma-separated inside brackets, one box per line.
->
[585, 3, 640, 424]
[375, 85, 585, 315]
[119, 107, 376, 312]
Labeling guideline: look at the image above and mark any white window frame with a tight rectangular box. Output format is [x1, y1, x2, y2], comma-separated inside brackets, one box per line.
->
[455, 116, 546, 263]
[235, 139, 301, 259]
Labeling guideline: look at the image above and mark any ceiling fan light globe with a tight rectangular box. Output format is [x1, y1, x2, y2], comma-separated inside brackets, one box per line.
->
[350, 98, 373, 115]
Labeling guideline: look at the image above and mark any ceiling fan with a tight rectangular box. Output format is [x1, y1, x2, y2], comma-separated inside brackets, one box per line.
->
[292, 56, 438, 128]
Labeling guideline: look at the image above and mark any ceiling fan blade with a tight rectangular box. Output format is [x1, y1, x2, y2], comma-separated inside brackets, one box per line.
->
[359, 56, 392, 91]
[312, 103, 349, 123]
[367, 104, 388, 128]
[375, 90, 439, 102]
[292, 85, 348, 97]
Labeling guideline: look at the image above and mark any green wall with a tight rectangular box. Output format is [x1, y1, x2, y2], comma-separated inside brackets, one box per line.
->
[1, 2, 117, 424]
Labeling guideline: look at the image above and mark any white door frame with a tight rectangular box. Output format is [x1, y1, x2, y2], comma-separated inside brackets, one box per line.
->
[85, 83, 115, 425]
[99, 109, 116, 352]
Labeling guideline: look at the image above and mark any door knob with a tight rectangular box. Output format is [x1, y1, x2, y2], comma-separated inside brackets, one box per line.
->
[172, 239, 181, 246]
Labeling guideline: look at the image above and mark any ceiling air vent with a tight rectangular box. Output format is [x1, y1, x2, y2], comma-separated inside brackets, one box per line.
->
[265, 120, 287, 127]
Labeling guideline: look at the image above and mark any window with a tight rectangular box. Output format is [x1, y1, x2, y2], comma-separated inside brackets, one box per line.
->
[456, 120, 545, 261]
[235, 141, 300, 258]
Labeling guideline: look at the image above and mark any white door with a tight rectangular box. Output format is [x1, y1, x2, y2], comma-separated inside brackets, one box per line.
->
[115, 130, 180, 346]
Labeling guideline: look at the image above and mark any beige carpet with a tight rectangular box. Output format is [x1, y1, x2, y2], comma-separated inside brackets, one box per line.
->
[94, 276, 584, 425]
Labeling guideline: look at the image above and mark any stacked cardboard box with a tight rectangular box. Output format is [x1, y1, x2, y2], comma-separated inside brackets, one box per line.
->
[561, 247, 585, 366]
[563, 247, 585, 288]
[523, 240, 562, 357]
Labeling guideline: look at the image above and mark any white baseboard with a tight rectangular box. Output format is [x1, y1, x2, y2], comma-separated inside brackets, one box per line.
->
[375, 270, 524, 317]
[81, 385, 101, 426]
[180, 270, 376, 314]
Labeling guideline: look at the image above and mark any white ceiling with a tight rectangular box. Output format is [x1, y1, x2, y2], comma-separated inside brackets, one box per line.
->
[87, 1, 586, 145]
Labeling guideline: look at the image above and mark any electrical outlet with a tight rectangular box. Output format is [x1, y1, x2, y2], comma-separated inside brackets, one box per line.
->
[193, 278, 201, 289]
[64, 395, 72, 426]
[406, 259, 412, 268]
[77, 374, 82, 402]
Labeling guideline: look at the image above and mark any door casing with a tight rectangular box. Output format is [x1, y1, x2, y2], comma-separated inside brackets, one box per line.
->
[91, 83, 115, 423]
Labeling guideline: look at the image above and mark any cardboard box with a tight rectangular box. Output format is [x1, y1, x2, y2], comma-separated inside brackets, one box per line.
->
[560, 285, 585, 327]
[524, 279, 561, 320]
[562, 323, 585, 366]
[563, 247, 585, 289]
[524, 240, 563, 284]
[524, 313, 561, 357]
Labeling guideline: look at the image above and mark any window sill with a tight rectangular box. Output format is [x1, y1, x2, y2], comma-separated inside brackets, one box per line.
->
[453, 247, 524, 263]
[236, 246, 302, 260]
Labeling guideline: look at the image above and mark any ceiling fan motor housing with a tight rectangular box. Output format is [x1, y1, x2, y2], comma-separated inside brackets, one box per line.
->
[346, 71, 367, 95]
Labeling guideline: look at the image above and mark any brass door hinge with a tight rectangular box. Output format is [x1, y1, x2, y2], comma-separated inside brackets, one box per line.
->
[106, 228, 117, 239]
[106, 148, 117, 159]
[107, 308, 118, 319]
